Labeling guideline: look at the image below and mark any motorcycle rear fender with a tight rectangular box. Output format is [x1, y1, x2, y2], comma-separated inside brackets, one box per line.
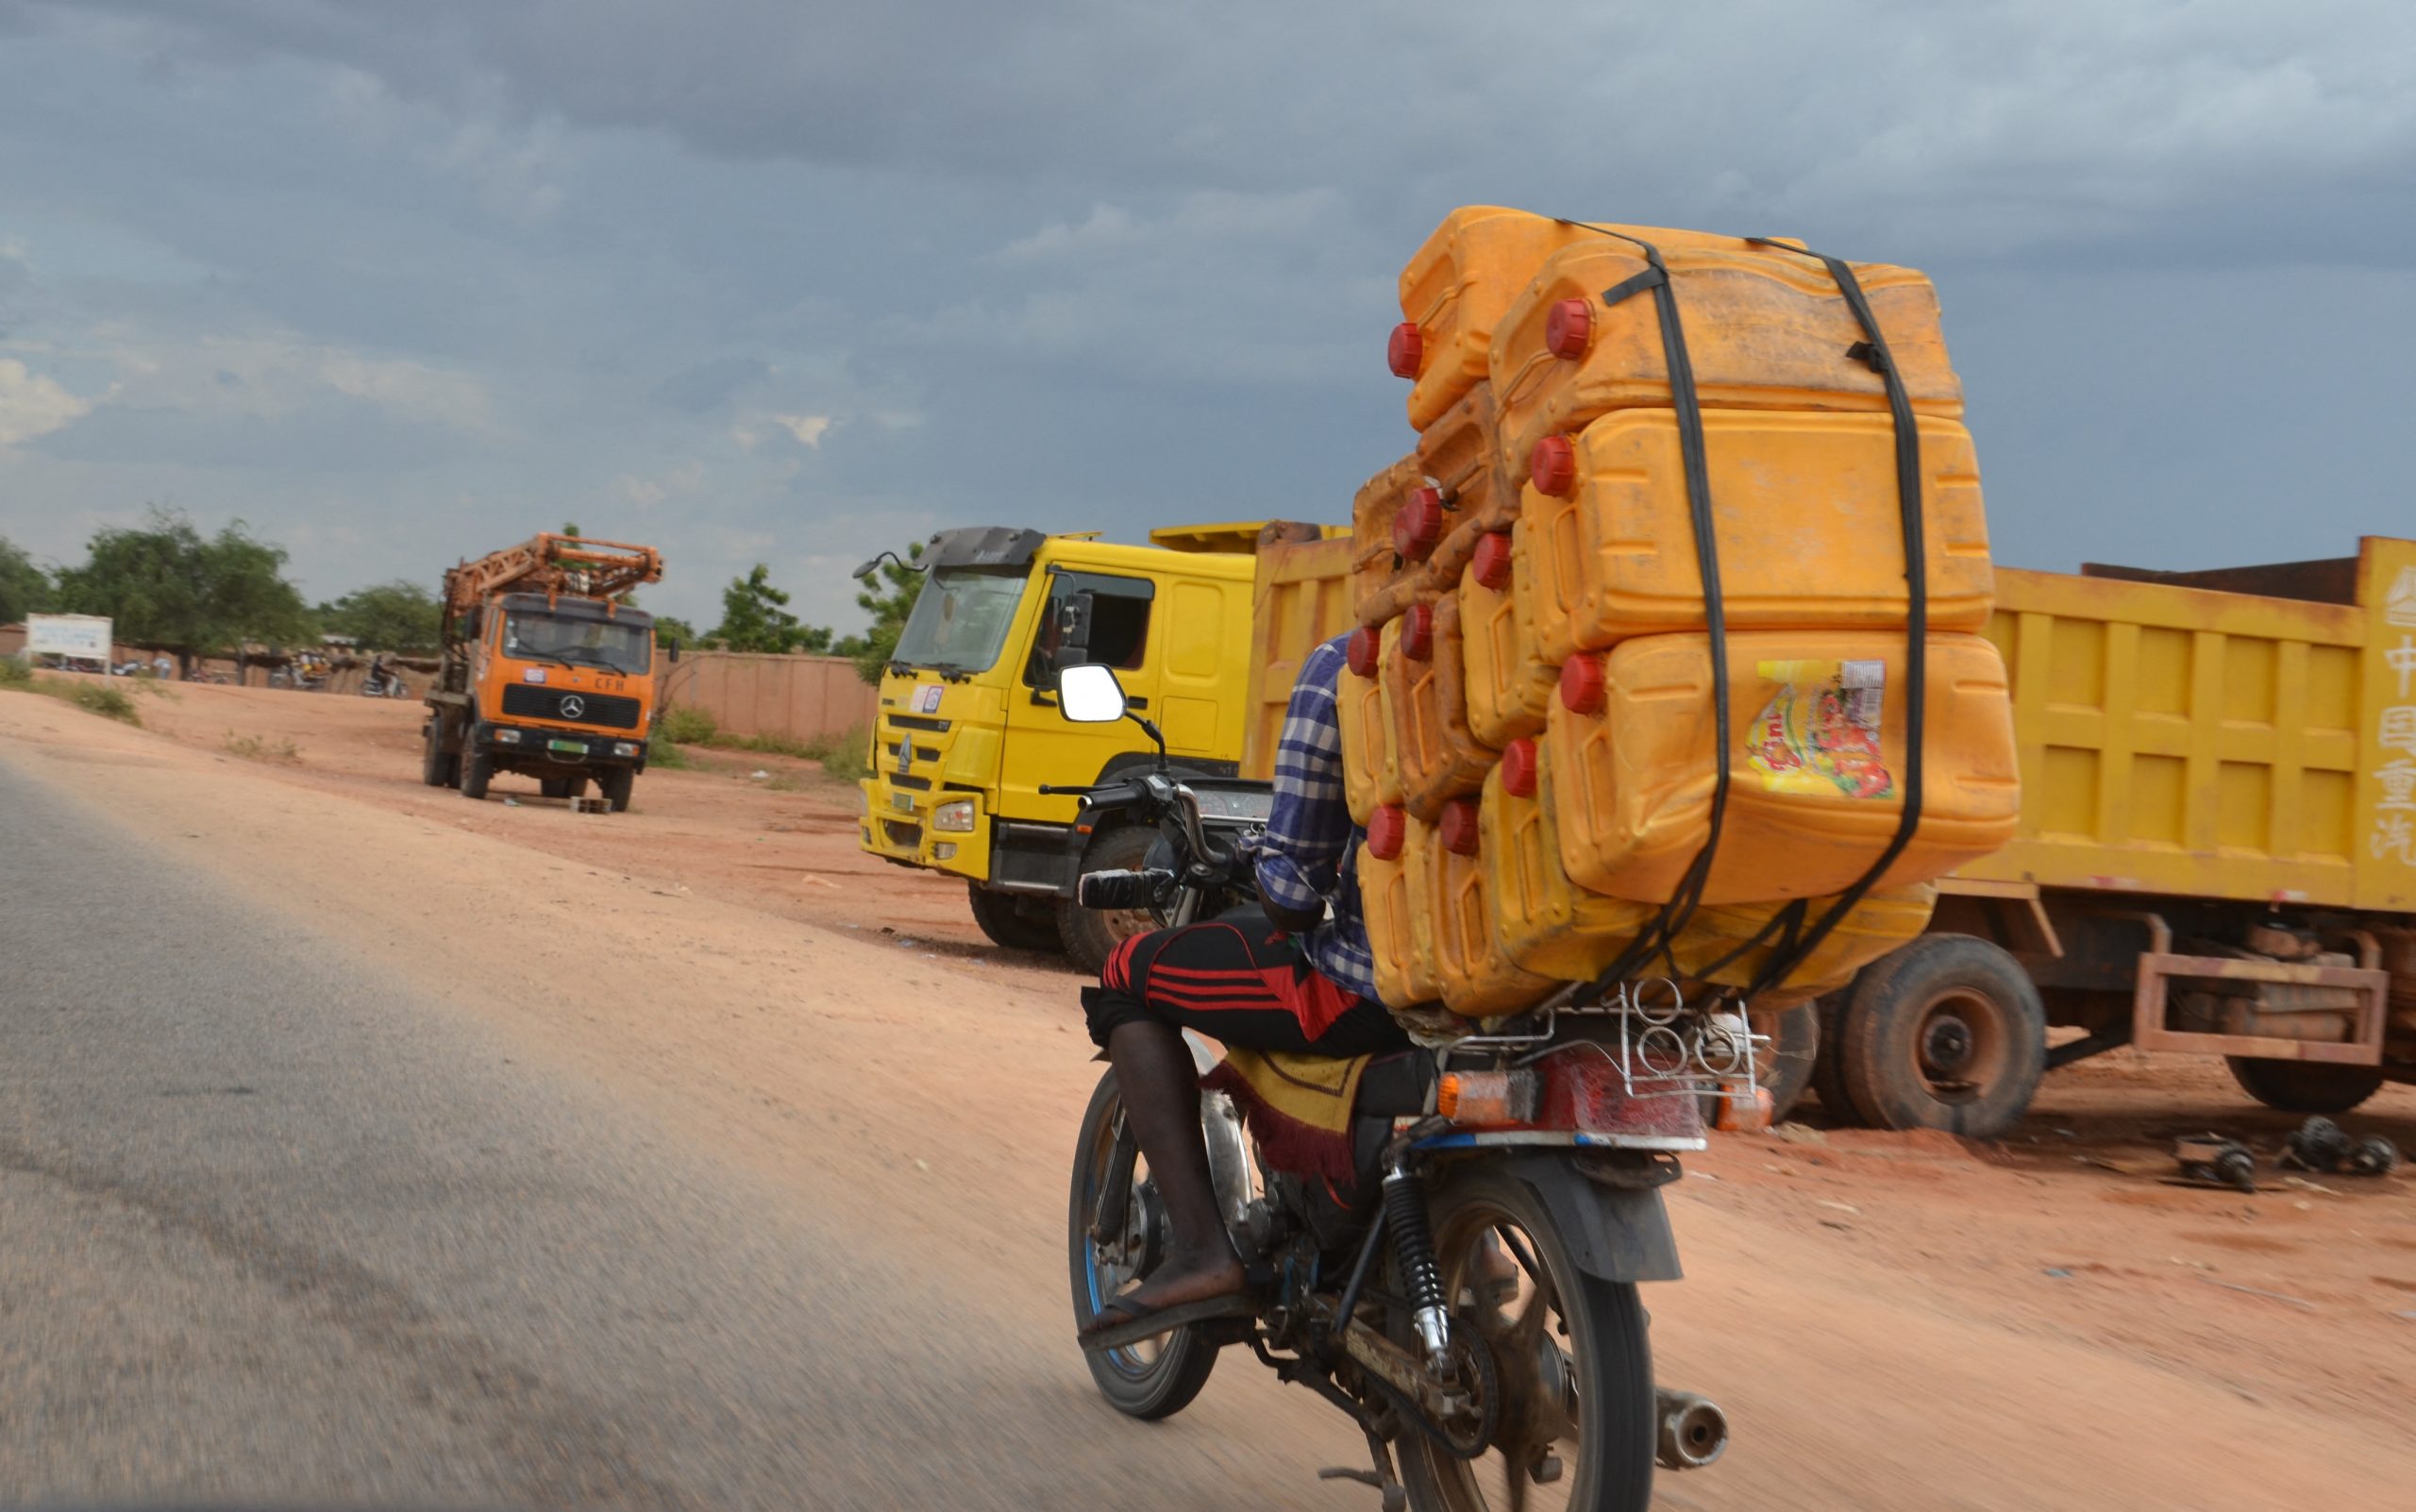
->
[1482, 1152, 1683, 1284]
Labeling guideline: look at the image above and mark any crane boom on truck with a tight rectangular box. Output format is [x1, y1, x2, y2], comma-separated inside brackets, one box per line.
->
[420, 532, 669, 813]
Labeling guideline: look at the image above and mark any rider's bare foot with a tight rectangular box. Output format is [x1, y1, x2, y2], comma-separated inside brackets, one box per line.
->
[1102, 1245, 1246, 1318]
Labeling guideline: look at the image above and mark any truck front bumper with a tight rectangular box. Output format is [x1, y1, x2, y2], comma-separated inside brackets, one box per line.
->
[858, 778, 991, 881]
[479, 722, 647, 768]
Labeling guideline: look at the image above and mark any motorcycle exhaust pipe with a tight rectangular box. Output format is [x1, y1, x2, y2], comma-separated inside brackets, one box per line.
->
[1654, 1387, 1729, 1470]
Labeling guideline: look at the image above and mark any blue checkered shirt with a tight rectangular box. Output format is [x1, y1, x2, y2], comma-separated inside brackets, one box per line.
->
[1250, 633, 1378, 1000]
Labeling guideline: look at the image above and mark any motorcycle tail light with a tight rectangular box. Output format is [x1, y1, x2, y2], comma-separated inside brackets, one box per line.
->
[1436, 1069, 1540, 1127]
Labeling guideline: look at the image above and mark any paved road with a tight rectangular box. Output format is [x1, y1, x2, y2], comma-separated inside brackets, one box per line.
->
[0, 761, 1323, 1511]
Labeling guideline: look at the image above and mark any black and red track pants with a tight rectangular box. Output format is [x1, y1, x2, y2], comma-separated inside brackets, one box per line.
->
[1080, 908, 1409, 1056]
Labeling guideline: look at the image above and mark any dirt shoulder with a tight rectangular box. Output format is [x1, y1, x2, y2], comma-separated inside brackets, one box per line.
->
[7, 684, 2413, 1510]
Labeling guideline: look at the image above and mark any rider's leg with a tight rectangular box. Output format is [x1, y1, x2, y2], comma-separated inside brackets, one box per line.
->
[1100, 1017, 1245, 1311]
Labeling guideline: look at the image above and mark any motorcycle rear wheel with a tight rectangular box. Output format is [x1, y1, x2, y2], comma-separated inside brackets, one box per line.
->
[1065, 1068, 1219, 1420]
[1397, 1169, 1654, 1512]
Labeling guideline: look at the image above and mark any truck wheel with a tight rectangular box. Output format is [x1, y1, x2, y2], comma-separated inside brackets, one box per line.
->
[1057, 825, 1162, 977]
[420, 722, 458, 789]
[968, 882, 1066, 953]
[1836, 934, 2045, 1140]
[1809, 992, 1872, 1126]
[598, 769, 635, 813]
[2224, 1057, 2386, 1115]
[460, 748, 493, 801]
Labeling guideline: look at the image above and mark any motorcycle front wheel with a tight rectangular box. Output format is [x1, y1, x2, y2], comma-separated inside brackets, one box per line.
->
[1398, 1168, 1655, 1512]
[1065, 1068, 1219, 1420]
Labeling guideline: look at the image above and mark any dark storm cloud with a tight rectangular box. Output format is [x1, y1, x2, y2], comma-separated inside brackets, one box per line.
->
[1, 1, 2413, 627]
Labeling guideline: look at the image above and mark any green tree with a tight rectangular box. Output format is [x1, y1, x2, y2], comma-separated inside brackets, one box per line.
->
[651, 613, 699, 650]
[711, 563, 845, 653]
[0, 534, 53, 624]
[317, 580, 442, 653]
[53, 508, 311, 673]
[850, 542, 927, 683]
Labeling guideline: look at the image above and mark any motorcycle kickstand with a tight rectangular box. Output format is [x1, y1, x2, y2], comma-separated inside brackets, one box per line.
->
[1317, 1424, 1407, 1512]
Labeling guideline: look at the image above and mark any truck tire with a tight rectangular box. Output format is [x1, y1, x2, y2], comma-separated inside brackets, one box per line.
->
[1809, 992, 1872, 1126]
[460, 748, 493, 801]
[967, 882, 1066, 953]
[598, 768, 635, 813]
[1057, 825, 1162, 977]
[420, 721, 458, 789]
[2224, 1057, 2386, 1115]
[1836, 934, 2045, 1140]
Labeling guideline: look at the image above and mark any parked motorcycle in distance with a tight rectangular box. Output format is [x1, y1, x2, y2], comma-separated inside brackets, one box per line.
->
[1053, 663, 1736, 1512]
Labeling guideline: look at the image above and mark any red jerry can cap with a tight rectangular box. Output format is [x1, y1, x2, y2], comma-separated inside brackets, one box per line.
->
[1366, 804, 1407, 861]
[1471, 530, 1515, 591]
[1501, 737, 1539, 798]
[1438, 797, 1482, 856]
[1387, 322, 1423, 379]
[1393, 486, 1445, 561]
[1345, 625, 1382, 679]
[1545, 296, 1593, 360]
[1559, 654, 1606, 715]
[1530, 433, 1577, 496]
[1400, 601, 1435, 662]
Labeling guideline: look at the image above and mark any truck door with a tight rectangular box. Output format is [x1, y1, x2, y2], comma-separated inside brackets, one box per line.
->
[1000, 569, 1161, 810]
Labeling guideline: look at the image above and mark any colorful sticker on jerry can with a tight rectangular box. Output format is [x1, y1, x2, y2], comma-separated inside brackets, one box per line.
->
[1746, 659, 1894, 798]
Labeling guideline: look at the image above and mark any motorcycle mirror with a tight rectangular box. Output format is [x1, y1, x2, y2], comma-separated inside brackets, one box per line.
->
[1057, 663, 1128, 724]
[850, 556, 883, 580]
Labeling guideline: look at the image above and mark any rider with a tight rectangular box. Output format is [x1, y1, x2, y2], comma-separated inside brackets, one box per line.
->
[1080, 630, 1407, 1333]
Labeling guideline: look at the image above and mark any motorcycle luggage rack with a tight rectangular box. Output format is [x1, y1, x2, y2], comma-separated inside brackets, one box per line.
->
[1446, 978, 1769, 1103]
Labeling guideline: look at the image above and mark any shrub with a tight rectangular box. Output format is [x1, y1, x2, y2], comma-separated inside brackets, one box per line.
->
[0, 656, 29, 686]
[659, 704, 719, 745]
[646, 730, 693, 769]
[68, 681, 140, 725]
[795, 725, 872, 781]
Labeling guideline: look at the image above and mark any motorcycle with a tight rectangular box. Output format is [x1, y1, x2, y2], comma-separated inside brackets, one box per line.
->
[1053, 664, 1737, 1512]
[360, 665, 409, 698]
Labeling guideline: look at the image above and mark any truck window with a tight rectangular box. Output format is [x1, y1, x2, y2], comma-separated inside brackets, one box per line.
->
[892, 568, 1028, 674]
[1026, 572, 1153, 685]
[502, 611, 654, 675]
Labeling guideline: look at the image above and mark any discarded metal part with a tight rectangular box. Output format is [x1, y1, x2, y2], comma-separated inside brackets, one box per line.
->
[2173, 1134, 2257, 1193]
[2347, 1135, 2402, 1177]
[2280, 1117, 2355, 1173]
[1654, 1388, 1729, 1470]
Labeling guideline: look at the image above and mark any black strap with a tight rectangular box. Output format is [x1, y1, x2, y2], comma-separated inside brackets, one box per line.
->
[1554, 222, 1733, 990]
[1736, 238, 1930, 998]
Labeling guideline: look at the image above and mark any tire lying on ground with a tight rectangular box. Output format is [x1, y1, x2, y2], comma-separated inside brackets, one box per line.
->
[968, 882, 1066, 953]
[1832, 933, 2046, 1140]
[2224, 1057, 2386, 1115]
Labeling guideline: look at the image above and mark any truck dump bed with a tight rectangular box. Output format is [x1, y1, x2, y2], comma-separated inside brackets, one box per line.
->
[1961, 537, 2416, 913]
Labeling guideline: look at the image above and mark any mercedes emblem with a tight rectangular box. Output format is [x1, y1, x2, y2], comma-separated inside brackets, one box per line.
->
[560, 695, 586, 719]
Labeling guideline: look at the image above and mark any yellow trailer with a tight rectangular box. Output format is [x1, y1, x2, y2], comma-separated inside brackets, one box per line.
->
[1247, 533, 2416, 1134]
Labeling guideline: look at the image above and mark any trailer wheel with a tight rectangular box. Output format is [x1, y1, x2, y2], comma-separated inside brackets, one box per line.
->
[598, 769, 635, 813]
[968, 882, 1066, 953]
[1836, 934, 2045, 1140]
[1057, 824, 1162, 977]
[2223, 1057, 2386, 1115]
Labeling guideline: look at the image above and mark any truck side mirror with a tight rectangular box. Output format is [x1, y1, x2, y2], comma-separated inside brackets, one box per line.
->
[1058, 664, 1128, 724]
[666, 638, 680, 664]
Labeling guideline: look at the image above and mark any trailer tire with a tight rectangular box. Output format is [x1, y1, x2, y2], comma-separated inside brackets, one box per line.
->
[968, 883, 1066, 953]
[598, 768, 635, 813]
[1057, 825, 1162, 977]
[460, 748, 493, 801]
[2223, 1057, 2386, 1115]
[1837, 934, 2045, 1140]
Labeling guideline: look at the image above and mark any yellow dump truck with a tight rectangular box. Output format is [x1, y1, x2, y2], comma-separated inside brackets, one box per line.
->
[858, 522, 1321, 971]
[1250, 532, 2416, 1134]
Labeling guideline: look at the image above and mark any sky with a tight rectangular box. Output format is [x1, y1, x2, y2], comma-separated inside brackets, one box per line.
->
[0, 1, 2411, 633]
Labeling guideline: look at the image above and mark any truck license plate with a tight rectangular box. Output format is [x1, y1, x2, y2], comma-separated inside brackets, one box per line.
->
[892, 793, 914, 812]
[547, 739, 586, 754]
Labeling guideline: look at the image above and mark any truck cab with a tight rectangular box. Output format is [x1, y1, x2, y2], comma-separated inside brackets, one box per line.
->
[857, 524, 1271, 969]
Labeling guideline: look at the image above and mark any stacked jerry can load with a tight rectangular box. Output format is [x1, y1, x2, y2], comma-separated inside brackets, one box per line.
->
[1348, 206, 2021, 1019]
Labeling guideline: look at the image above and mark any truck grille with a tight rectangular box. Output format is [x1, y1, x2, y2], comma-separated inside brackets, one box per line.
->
[500, 684, 641, 731]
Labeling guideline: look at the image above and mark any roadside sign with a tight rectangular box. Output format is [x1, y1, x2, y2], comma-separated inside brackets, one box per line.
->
[25, 613, 111, 663]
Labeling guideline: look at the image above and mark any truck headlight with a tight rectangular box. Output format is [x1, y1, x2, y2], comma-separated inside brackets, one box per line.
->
[931, 798, 977, 832]
[494, 728, 523, 745]
[612, 742, 640, 757]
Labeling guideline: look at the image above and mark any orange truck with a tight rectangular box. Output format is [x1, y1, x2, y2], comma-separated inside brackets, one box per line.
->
[420, 533, 667, 812]
[1249, 532, 2416, 1136]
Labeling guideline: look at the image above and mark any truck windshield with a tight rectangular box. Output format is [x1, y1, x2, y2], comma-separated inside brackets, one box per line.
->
[889, 568, 1026, 673]
[502, 611, 653, 675]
